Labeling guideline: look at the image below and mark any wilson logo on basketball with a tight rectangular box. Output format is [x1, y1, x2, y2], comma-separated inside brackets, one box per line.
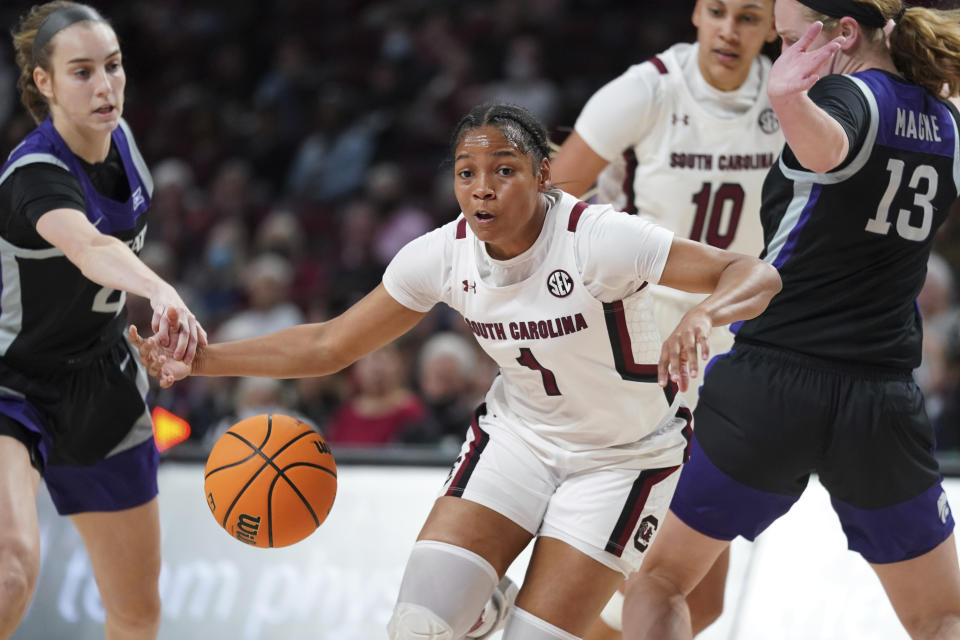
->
[235, 513, 262, 545]
[314, 439, 332, 455]
[547, 269, 573, 298]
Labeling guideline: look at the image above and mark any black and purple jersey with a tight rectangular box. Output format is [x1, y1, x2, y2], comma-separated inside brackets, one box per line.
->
[734, 70, 960, 370]
[0, 118, 153, 372]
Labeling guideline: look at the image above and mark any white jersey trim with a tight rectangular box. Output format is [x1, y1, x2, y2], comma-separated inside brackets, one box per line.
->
[0, 153, 70, 187]
[764, 180, 816, 268]
[117, 118, 154, 198]
[777, 75, 880, 185]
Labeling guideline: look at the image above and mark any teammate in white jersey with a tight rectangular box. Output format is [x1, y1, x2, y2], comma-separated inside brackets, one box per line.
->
[131, 103, 780, 640]
[553, 0, 782, 401]
[552, 2, 781, 637]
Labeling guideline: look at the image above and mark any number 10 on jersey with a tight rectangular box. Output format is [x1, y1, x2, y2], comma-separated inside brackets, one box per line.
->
[689, 182, 745, 250]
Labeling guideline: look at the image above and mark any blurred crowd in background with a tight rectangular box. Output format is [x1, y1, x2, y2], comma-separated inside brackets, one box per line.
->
[0, 0, 958, 456]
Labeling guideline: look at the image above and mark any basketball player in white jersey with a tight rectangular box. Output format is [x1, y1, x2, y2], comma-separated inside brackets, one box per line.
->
[552, 2, 781, 637]
[131, 103, 780, 640]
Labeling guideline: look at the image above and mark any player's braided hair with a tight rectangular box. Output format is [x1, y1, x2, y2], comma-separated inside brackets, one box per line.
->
[450, 103, 553, 172]
[11, 1, 110, 124]
[802, 0, 960, 98]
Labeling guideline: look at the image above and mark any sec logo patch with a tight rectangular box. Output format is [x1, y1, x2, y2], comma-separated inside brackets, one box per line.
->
[547, 269, 573, 297]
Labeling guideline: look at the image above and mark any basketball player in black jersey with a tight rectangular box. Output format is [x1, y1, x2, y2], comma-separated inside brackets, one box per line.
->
[0, 3, 204, 638]
[622, 1, 960, 639]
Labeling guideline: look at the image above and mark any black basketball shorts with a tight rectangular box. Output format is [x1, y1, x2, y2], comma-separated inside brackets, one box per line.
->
[0, 337, 159, 514]
[670, 342, 953, 564]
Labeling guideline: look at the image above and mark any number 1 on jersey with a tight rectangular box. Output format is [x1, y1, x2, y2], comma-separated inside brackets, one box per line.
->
[516, 348, 561, 396]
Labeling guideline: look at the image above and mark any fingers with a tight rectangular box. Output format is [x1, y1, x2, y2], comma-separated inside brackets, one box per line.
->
[156, 307, 171, 347]
[658, 342, 672, 388]
[807, 36, 844, 68]
[796, 20, 825, 51]
[661, 338, 689, 392]
[172, 317, 191, 360]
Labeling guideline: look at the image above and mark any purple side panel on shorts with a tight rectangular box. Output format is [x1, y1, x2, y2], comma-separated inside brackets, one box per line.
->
[697, 349, 735, 399]
[43, 437, 160, 515]
[670, 436, 798, 541]
[831, 481, 955, 564]
[0, 394, 51, 463]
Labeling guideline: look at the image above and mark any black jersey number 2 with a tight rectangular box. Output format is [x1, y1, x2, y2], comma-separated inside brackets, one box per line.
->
[689, 182, 745, 249]
[92, 285, 124, 313]
[516, 348, 561, 396]
[864, 159, 936, 242]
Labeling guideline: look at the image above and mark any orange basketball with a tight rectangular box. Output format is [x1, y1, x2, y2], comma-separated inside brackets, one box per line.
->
[203, 413, 337, 548]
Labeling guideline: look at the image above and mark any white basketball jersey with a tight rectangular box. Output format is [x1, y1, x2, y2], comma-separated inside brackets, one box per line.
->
[445, 195, 685, 453]
[576, 41, 785, 326]
[589, 43, 783, 257]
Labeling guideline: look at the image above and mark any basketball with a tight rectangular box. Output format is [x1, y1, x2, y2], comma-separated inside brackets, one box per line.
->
[203, 413, 337, 548]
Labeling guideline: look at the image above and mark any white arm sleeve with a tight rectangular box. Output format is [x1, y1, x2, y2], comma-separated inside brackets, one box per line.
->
[573, 62, 664, 162]
[381, 226, 450, 312]
[575, 206, 675, 303]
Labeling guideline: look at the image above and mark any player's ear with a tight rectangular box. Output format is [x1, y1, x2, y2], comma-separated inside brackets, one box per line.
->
[836, 16, 860, 50]
[537, 158, 551, 192]
[33, 66, 53, 100]
[692, 0, 703, 29]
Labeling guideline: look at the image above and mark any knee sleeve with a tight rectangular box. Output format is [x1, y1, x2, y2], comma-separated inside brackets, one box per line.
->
[387, 603, 454, 640]
[388, 540, 499, 640]
[598, 589, 623, 631]
[501, 607, 582, 640]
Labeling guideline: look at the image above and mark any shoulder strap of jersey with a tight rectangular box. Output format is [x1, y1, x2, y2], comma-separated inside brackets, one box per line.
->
[0, 152, 70, 188]
[115, 118, 154, 197]
[778, 74, 879, 186]
[567, 200, 589, 232]
[646, 55, 669, 76]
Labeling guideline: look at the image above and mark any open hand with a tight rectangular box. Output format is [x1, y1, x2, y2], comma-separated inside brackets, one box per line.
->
[130, 311, 194, 388]
[768, 21, 846, 100]
[658, 308, 713, 393]
[150, 293, 207, 364]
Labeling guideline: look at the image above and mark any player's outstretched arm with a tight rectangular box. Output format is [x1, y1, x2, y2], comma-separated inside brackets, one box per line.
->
[768, 21, 848, 173]
[36, 207, 206, 362]
[656, 238, 781, 391]
[130, 283, 426, 388]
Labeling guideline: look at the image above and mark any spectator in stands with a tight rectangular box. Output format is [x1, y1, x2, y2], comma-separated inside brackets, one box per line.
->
[400, 332, 478, 447]
[325, 343, 426, 445]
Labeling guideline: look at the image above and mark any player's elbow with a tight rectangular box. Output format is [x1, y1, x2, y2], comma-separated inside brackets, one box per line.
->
[307, 326, 359, 377]
[797, 138, 848, 175]
[802, 156, 843, 174]
[753, 261, 782, 310]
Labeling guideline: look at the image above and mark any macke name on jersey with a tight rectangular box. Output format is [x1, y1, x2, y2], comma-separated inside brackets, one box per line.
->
[669, 152, 775, 171]
[895, 108, 942, 142]
[464, 313, 588, 341]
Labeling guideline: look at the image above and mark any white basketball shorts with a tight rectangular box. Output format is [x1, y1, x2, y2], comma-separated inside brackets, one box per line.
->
[440, 405, 685, 575]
